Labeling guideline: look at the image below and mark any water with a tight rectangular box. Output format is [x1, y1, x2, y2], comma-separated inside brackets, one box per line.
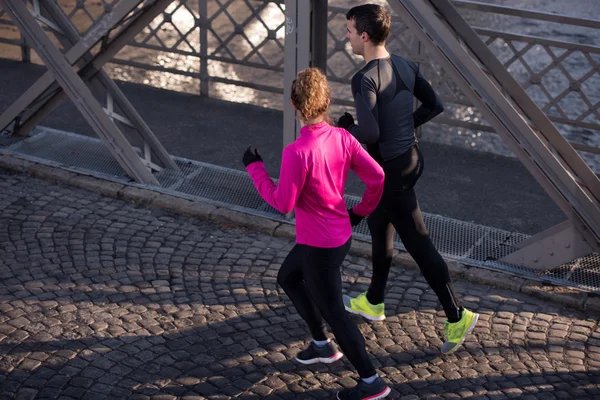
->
[1, 0, 598, 169]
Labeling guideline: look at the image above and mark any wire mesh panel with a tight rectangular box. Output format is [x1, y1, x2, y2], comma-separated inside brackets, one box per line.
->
[467, 229, 528, 263]
[106, 0, 287, 100]
[0, 1, 599, 292]
[541, 254, 600, 293]
[1, 1, 597, 161]
[0, 131, 25, 148]
[2, 126, 599, 293]
[59, 0, 123, 34]
[156, 158, 284, 217]
[8, 127, 127, 177]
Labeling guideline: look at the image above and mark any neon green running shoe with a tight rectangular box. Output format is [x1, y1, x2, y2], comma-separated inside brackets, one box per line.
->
[441, 308, 479, 354]
[343, 292, 385, 321]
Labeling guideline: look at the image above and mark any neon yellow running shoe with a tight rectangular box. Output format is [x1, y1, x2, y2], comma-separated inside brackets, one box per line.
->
[343, 292, 385, 321]
[441, 308, 479, 354]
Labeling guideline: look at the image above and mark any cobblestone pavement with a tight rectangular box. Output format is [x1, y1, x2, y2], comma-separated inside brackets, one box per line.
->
[0, 170, 599, 400]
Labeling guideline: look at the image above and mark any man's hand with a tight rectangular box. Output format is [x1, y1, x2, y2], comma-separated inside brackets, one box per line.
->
[243, 146, 263, 167]
[348, 208, 364, 227]
[337, 112, 355, 130]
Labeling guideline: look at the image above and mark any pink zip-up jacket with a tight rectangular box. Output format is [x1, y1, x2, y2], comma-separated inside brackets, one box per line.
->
[246, 121, 384, 248]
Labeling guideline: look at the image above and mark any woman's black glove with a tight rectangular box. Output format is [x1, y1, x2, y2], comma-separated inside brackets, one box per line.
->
[348, 208, 364, 227]
[243, 146, 263, 167]
[337, 112, 355, 130]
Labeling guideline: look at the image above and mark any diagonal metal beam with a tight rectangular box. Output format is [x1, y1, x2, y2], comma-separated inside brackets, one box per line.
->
[386, 0, 600, 268]
[0, 0, 145, 135]
[0, 0, 178, 172]
[39, 0, 178, 171]
[0, 0, 159, 184]
[432, 0, 600, 200]
[15, 1, 174, 139]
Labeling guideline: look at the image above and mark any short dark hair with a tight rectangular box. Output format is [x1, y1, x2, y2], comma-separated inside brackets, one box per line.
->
[346, 4, 391, 45]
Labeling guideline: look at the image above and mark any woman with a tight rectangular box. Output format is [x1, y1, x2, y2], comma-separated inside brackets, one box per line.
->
[243, 67, 391, 400]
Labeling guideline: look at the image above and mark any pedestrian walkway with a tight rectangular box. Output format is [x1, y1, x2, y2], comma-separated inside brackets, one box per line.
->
[0, 58, 565, 236]
[0, 170, 598, 399]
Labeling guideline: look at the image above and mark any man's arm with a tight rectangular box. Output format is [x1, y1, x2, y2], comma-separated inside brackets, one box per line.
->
[347, 73, 380, 144]
[412, 68, 444, 129]
[348, 135, 384, 217]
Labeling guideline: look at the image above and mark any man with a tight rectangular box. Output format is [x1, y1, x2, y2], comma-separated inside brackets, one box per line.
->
[339, 3, 478, 355]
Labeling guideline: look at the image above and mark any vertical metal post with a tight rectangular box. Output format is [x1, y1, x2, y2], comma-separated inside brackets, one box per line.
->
[311, 0, 328, 73]
[18, 0, 29, 62]
[283, 0, 312, 148]
[199, 0, 208, 96]
[0, 0, 159, 184]
[20, 34, 30, 63]
[283, 0, 296, 148]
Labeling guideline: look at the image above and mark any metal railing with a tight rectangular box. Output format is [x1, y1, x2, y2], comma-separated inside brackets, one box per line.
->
[452, 0, 600, 155]
[1, 0, 598, 289]
[0, 0, 598, 158]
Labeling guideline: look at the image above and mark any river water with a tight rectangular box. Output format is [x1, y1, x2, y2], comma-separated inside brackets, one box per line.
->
[1, 0, 598, 169]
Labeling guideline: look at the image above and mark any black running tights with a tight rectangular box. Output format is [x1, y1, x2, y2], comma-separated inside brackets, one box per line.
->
[277, 238, 376, 378]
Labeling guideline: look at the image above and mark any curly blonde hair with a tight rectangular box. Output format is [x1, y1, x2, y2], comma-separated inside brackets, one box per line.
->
[291, 67, 330, 124]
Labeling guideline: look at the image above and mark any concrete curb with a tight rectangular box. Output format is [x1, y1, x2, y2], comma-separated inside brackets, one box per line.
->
[0, 153, 597, 315]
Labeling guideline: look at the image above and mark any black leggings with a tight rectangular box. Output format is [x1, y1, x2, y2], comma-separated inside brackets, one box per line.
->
[367, 144, 461, 321]
[277, 238, 376, 378]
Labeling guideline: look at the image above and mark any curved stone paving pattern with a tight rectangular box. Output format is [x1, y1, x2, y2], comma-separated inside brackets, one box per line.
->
[0, 171, 599, 399]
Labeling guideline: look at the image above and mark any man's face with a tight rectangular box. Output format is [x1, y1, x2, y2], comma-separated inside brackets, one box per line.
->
[346, 19, 365, 57]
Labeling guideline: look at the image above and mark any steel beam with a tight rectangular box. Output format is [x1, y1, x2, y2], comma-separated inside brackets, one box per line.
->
[500, 221, 593, 270]
[386, 0, 599, 269]
[14, 0, 174, 141]
[0, 0, 160, 184]
[0, 0, 178, 180]
[0, 0, 144, 136]
[40, 0, 178, 170]
[434, 0, 600, 200]
[283, 0, 311, 148]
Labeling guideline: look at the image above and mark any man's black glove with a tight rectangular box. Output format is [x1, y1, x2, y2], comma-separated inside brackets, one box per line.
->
[348, 208, 364, 227]
[243, 146, 263, 167]
[337, 112, 355, 130]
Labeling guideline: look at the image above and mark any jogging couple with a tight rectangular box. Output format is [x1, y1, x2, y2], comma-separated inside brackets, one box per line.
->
[243, 4, 479, 399]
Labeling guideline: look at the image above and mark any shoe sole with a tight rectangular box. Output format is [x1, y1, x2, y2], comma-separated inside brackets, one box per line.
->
[442, 312, 480, 355]
[344, 305, 386, 321]
[336, 386, 391, 400]
[295, 351, 343, 365]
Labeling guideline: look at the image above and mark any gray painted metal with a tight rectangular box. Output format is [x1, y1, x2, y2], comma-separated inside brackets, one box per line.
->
[7, 0, 177, 173]
[43, 0, 177, 170]
[0, 0, 180, 183]
[199, 0, 209, 96]
[2, 126, 598, 294]
[283, 0, 329, 145]
[452, 0, 600, 29]
[1, 1, 597, 143]
[0, 0, 161, 184]
[283, 0, 310, 148]
[431, 0, 600, 267]
[386, 0, 599, 270]
[3, 0, 177, 173]
[311, 0, 328, 73]
[0, 0, 145, 136]
[435, 0, 600, 200]
[500, 221, 594, 268]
